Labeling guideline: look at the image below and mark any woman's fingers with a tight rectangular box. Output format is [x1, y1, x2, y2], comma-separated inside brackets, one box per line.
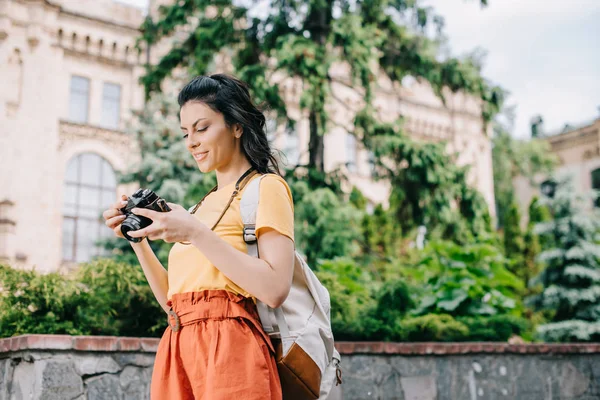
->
[103, 198, 128, 220]
[105, 214, 126, 229]
[98, 195, 130, 239]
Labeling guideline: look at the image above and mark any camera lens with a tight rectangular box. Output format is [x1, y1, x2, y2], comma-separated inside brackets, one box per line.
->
[121, 214, 152, 243]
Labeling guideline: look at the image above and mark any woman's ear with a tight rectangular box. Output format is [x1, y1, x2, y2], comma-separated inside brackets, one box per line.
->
[233, 123, 243, 139]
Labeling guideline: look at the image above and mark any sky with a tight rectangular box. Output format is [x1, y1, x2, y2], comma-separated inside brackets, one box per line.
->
[118, 0, 600, 138]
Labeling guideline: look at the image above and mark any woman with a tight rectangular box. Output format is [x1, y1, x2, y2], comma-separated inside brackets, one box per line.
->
[102, 74, 295, 399]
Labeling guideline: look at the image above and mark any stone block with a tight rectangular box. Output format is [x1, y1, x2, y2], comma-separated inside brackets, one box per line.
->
[113, 353, 156, 368]
[40, 361, 84, 400]
[120, 366, 150, 399]
[73, 355, 121, 377]
[86, 374, 123, 400]
[10, 359, 37, 399]
[400, 375, 437, 400]
[559, 362, 590, 398]
[0, 359, 13, 400]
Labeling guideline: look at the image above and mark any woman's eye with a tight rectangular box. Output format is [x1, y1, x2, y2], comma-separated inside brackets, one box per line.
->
[197, 126, 208, 133]
[182, 133, 188, 139]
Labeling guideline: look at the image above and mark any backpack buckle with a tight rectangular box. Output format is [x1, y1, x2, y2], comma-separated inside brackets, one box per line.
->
[243, 225, 257, 243]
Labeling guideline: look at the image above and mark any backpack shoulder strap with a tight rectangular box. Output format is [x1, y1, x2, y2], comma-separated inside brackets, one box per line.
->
[240, 174, 266, 257]
[240, 174, 290, 341]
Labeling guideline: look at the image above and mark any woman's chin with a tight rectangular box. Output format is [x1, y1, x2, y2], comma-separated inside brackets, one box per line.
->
[196, 160, 214, 173]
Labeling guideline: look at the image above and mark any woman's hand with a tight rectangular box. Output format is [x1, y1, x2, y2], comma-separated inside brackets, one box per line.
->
[127, 203, 204, 243]
[102, 195, 129, 239]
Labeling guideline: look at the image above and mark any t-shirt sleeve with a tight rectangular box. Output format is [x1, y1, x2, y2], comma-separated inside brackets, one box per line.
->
[255, 174, 295, 242]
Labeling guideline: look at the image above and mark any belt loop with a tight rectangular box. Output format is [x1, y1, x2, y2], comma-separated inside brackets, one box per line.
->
[168, 307, 180, 332]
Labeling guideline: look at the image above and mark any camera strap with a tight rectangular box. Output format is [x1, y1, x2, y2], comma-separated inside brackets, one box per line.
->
[179, 167, 258, 245]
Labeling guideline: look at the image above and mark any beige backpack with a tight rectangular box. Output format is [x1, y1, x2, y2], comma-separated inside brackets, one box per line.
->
[241, 175, 342, 399]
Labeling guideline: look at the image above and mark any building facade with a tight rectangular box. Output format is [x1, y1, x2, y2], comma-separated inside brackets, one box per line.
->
[0, 0, 495, 272]
[514, 118, 600, 213]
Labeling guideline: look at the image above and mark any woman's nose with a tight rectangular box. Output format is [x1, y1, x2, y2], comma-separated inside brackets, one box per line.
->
[186, 135, 196, 150]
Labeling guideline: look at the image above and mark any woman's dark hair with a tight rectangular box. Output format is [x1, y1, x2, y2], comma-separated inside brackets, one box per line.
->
[178, 74, 281, 175]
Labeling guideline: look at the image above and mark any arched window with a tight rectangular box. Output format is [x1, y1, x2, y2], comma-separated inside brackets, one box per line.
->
[591, 168, 600, 207]
[62, 153, 117, 263]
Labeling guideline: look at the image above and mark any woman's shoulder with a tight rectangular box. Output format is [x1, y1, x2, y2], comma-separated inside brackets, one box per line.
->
[255, 173, 293, 201]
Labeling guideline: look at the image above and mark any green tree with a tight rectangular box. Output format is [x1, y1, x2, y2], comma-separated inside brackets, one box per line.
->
[492, 112, 557, 225]
[139, 0, 501, 174]
[354, 111, 493, 242]
[529, 175, 600, 342]
[503, 201, 525, 279]
[522, 196, 551, 285]
[360, 204, 395, 259]
[291, 180, 361, 266]
[503, 202, 524, 259]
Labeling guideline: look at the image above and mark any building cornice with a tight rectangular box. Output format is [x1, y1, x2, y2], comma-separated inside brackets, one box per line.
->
[57, 8, 142, 33]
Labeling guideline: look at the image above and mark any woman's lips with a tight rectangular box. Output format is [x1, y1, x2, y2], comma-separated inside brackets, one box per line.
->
[193, 151, 208, 162]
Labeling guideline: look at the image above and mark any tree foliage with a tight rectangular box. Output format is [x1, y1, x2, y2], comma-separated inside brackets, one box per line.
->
[492, 114, 557, 225]
[354, 109, 493, 242]
[0, 260, 164, 338]
[528, 174, 600, 342]
[139, 0, 502, 173]
[412, 241, 524, 318]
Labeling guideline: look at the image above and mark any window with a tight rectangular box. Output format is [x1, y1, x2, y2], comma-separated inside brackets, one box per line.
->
[346, 133, 357, 173]
[592, 168, 600, 207]
[101, 82, 121, 129]
[62, 153, 117, 263]
[283, 125, 300, 166]
[68, 76, 90, 123]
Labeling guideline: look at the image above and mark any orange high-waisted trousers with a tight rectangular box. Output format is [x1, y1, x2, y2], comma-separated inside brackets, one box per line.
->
[150, 290, 282, 400]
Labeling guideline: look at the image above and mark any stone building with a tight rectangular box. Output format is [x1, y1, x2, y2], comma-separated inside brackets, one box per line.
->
[514, 117, 600, 213]
[0, 0, 495, 272]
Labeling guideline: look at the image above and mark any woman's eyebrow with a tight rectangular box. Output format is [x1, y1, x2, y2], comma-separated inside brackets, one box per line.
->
[181, 118, 207, 131]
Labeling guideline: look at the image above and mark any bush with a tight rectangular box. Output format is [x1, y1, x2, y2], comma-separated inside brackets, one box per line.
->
[413, 241, 524, 318]
[457, 315, 529, 342]
[0, 260, 164, 338]
[315, 258, 382, 340]
[0, 265, 87, 336]
[396, 314, 469, 342]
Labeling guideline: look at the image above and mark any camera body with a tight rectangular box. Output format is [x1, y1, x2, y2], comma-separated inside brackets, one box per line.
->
[120, 189, 171, 242]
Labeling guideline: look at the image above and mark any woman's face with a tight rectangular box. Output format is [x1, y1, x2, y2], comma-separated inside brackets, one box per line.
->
[180, 101, 242, 173]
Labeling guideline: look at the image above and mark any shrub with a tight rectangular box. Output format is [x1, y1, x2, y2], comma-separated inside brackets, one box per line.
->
[0, 260, 164, 338]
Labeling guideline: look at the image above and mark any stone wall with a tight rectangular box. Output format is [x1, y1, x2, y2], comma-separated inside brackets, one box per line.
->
[1, 335, 599, 399]
[336, 342, 600, 400]
[0, 335, 157, 400]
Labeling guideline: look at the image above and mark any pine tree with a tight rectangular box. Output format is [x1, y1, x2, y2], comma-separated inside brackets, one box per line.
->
[522, 196, 551, 285]
[529, 175, 600, 342]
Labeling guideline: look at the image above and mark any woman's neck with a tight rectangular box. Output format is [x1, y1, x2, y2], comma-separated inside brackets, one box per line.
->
[215, 155, 253, 190]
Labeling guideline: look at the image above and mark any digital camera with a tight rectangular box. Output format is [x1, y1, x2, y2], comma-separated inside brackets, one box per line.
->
[120, 189, 171, 242]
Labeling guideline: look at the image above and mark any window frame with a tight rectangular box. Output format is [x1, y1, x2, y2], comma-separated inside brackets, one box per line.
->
[68, 75, 91, 124]
[101, 81, 122, 130]
[62, 153, 116, 263]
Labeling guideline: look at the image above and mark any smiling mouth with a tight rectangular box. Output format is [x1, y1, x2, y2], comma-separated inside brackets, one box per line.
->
[193, 151, 208, 162]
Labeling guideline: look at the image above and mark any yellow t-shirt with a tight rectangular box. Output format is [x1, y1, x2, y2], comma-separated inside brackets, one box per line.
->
[167, 174, 295, 300]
